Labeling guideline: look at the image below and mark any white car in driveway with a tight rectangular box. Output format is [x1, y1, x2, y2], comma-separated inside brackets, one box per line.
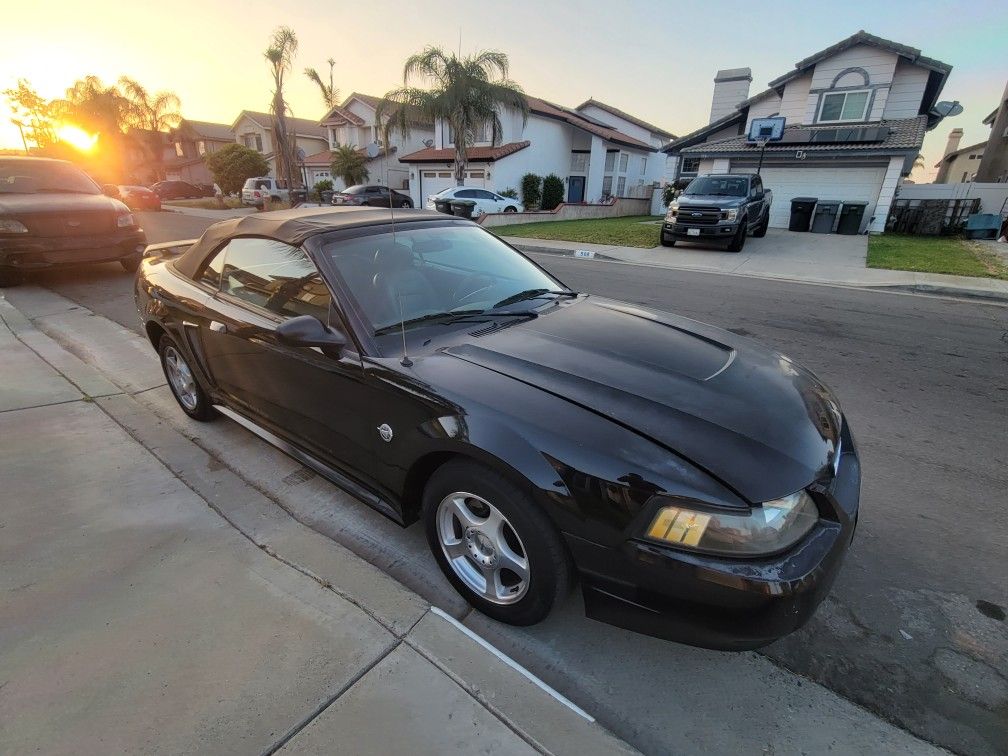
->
[426, 187, 524, 216]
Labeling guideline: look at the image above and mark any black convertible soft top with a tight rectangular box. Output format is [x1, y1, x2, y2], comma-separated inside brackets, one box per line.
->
[172, 206, 454, 279]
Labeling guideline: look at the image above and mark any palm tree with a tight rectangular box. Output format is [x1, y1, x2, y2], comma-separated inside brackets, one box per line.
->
[264, 26, 299, 189]
[118, 77, 182, 181]
[377, 47, 528, 186]
[330, 144, 369, 186]
[305, 59, 339, 110]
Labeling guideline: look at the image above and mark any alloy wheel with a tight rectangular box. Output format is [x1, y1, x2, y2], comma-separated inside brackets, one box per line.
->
[435, 491, 530, 604]
[164, 345, 199, 411]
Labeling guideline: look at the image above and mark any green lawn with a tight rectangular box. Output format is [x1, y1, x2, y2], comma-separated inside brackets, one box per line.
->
[867, 234, 1008, 280]
[494, 215, 661, 248]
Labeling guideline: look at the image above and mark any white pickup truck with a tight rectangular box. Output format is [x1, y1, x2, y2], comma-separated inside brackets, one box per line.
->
[241, 177, 291, 207]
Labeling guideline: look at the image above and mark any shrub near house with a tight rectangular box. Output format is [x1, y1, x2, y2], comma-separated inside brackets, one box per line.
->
[205, 144, 269, 195]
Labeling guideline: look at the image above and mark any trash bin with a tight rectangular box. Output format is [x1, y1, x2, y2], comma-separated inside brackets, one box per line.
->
[811, 200, 841, 233]
[837, 200, 869, 235]
[789, 197, 818, 232]
[320, 190, 334, 205]
[434, 198, 453, 215]
[449, 199, 477, 218]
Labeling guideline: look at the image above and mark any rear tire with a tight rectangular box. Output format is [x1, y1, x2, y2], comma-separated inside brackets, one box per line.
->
[159, 335, 215, 421]
[120, 253, 141, 273]
[423, 459, 573, 626]
[0, 266, 24, 287]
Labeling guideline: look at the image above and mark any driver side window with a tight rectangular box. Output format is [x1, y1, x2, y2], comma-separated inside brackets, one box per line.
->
[203, 238, 331, 321]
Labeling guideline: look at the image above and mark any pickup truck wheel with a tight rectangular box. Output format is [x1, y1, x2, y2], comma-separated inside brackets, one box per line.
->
[727, 220, 747, 252]
[660, 232, 676, 247]
[753, 212, 769, 238]
[120, 253, 142, 273]
[0, 266, 24, 287]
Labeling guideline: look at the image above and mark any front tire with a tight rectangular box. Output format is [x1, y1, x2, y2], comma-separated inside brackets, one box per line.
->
[423, 459, 573, 626]
[660, 232, 676, 247]
[120, 253, 141, 272]
[159, 335, 215, 421]
[727, 220, 747, 252]
[504, 206, 518, 213]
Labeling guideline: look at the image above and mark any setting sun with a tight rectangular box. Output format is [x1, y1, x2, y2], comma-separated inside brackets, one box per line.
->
[56, 123, 98, 152]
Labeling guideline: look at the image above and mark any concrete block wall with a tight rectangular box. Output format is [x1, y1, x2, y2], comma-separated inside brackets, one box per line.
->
[479, 197, 653, 227]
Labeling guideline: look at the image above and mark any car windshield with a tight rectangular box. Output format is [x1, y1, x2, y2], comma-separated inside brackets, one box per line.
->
[683, 176, 748, 197]
[0, 160, 101, 195]
[343, 185, 368, 194]
[319, 224, 566, 334]
[433, 187, 457, 197]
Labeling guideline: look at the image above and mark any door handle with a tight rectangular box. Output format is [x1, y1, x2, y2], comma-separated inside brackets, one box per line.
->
[209, 321, 228, 333]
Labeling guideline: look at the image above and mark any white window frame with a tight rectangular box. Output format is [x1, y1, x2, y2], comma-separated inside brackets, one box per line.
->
[817, 89, 871, 123]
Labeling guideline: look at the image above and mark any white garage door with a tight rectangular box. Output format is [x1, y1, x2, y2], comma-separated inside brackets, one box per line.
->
[757, 165, 887, 231]
[419, 169, 487, 200]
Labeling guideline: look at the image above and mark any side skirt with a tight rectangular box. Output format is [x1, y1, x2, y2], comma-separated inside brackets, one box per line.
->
[212, 404, 405, 526]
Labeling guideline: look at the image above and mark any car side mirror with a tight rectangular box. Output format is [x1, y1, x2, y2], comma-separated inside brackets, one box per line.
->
[277, 315, 347, 356]
[102, 184, 120, 198]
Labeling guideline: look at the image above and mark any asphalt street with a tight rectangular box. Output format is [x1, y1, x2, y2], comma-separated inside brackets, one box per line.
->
[26, 210, 1008, 755]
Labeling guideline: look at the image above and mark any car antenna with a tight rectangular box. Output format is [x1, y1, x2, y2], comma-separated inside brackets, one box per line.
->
[384, 164, 413, 368]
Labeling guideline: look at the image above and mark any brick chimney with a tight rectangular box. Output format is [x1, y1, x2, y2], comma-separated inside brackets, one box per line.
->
[709, 68, 752, 124]
[942, 128, 964, 158]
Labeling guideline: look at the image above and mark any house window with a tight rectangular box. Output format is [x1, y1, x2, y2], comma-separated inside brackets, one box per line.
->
[681, 157, 700, 174]
[616, 176, 626, 196]
[602, 176, 613, 195]
[817, 90, 870, 123]
[570, 152, 589, 172]
[619, 153, 628, 172]
[242, 133, 263, 152]
[604, 152, 616, 172]
[448, 122, 490, 145]
[175, 142, 184, 157]
[197, 140, 206, 156]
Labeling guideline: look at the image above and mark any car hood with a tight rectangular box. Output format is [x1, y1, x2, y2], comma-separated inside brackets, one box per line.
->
[0, 192, 117, 215]
[677, 194, 746, 206]
[443, 297, 842, 503]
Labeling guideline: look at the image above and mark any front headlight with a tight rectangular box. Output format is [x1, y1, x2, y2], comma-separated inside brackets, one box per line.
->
[645, 491, 819, 556]
[665, 204, 678, 220]
[0, 218, 29, 234]
[116, 213, 136, 228]
[722, 208, 738, 222]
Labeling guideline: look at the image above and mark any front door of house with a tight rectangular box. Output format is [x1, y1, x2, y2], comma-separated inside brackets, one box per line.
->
[567, 176, 585, 203]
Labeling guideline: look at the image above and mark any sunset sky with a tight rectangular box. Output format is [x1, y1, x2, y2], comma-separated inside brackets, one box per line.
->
[4, 0, 1006, 181]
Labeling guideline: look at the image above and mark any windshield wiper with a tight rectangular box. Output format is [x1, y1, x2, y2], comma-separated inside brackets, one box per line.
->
[373, 308, 541, 336]
[492, 288, 577, 308]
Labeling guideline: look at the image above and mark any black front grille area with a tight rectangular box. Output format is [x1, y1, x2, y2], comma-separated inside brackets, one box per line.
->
[676, 206, 721, 226]
[20, 210, 115, 238]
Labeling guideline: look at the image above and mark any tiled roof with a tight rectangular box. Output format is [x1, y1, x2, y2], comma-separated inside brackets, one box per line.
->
[301, 145, 398, 166]
[575, 98, 675, 138]
[526, 96, 653, 150]
[182, 119, 234, 141]
[679, 116, 928, 155]
[400, 141, 531, 163]
[768, 30, 951, 89]
[320, 105, 365, 127]
[231, 110, 327, 138]
[662, 110, 745, 153]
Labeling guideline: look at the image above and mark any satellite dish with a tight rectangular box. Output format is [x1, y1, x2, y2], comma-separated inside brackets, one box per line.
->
[365, 142, 381, 158]
[934, 101, 963, 118]
[423, 139, 434, 148]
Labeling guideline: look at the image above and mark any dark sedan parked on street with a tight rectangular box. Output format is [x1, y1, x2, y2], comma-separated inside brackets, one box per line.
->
[118, 185, 162, 211]
[0, 157, 146, 287]
[332, 184, 413, 208]
[151, 180, 210, 200]
[135, 207, 860, 649]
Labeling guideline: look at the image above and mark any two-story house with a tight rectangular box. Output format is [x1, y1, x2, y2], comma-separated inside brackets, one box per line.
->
[663, 31, 953, 232]
[300, 93, 435, 190]
[230, 110, 329, 184]
[164, 119, 234, 185]
[399, 95, 669, 207]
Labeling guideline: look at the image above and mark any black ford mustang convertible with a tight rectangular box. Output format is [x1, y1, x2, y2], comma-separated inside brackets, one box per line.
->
[136, 207, 860, 650]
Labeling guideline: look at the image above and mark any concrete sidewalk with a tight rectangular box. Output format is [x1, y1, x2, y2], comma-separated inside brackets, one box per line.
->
[0, 297, 634, 755]
[506, 228, 1008, 302]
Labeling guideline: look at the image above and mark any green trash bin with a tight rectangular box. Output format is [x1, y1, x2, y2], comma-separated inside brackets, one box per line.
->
[837, 201, 868, 235]
[449, 199, 477, 218]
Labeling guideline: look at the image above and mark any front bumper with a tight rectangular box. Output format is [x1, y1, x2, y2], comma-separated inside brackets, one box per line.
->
[569, 425, 861, 650]
[0, 229, 147, 269]
[662, 220, 739, 241]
